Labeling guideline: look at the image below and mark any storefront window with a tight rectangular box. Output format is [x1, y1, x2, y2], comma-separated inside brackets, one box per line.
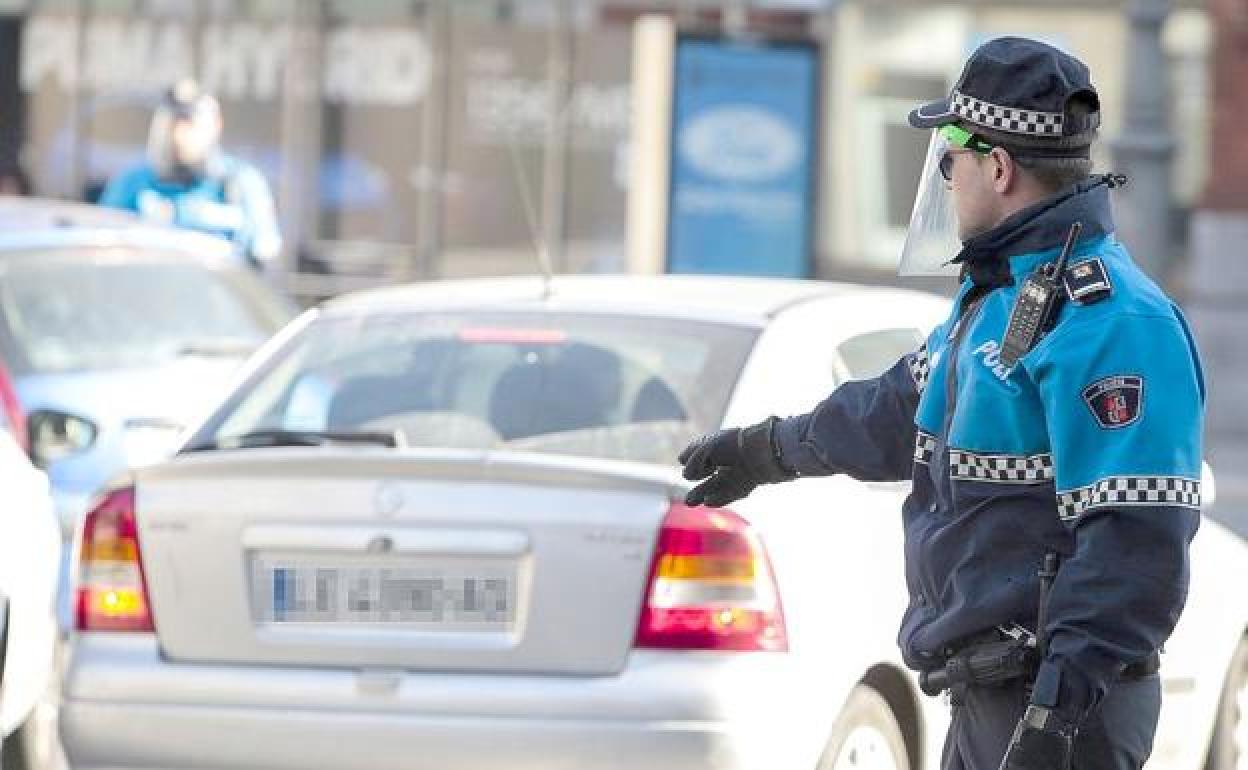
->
[563, 22, 631, 274]
[439, 14, 548, 277]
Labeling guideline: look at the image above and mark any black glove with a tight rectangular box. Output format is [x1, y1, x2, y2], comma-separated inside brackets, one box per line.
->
[999, 705, 1076, 770]
[678, 417, 795, 507]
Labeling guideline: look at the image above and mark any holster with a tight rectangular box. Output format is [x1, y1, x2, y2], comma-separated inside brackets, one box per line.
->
[921, 633, 1161, 697]
[920, 634, 1038, 697]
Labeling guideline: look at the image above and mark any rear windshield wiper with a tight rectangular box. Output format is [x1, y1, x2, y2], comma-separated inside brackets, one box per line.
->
[183, 429, 402, 452]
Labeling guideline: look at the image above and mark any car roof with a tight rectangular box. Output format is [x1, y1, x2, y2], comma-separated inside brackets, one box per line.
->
[322, 274, 943, 327]
[0, 197, 236, 263]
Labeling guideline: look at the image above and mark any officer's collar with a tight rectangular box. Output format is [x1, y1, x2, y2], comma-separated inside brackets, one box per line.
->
[955, 176, 1118, 288]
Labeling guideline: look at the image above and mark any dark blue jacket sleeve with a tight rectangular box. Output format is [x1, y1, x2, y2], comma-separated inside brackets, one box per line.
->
[771, 344, 928, 482]
[1025, 310, 1205, 725]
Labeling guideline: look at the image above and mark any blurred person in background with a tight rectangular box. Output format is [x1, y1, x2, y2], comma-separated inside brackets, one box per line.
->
[678, 37, 1203, 770]
[100, 78, 282, 272]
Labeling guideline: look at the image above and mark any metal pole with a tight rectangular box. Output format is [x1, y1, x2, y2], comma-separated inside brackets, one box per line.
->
[539, 0, 573, 274]
[68, 0, 90, 199]
[414, 2, 448, 281]
[1111, 0, 1174, 279]
[276, 0, 324, 300]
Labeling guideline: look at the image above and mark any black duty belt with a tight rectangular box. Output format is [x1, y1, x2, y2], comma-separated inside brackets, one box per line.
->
[925, 628, 1160, 696]
[1121, 652, 1161, 681]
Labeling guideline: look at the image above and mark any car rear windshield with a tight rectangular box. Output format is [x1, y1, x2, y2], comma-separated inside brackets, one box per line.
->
[0, 252, 289, 374]
[195, 311, 758, 466]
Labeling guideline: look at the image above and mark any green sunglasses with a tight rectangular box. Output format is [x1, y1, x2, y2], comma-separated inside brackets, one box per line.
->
[938, 124, 995, 181]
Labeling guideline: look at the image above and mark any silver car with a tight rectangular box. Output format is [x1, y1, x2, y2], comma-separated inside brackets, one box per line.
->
[59, 276, 1248, 770]
[0, 199, 293, 534]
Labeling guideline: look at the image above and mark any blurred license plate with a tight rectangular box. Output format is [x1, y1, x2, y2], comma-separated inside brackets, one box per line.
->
[253, 559, 516, 629]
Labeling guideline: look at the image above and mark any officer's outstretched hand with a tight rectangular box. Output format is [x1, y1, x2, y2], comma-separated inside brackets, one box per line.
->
[678, 417, 794, 508]
[999, 705, 1075, 770]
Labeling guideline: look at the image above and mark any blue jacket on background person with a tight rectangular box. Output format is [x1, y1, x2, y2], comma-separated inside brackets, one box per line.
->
[100, 79, 282, 270]
[100, 155, 282, 269]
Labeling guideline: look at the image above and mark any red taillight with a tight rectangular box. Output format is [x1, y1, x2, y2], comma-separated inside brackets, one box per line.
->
[635, 503, 787, 652]
[76, 486, 155, 632]
[0, 360, 28, 453]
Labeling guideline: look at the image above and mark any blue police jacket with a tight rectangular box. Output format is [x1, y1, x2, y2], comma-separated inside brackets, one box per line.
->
[99, 155, 282, 267]
[773, 178, 1204, 724]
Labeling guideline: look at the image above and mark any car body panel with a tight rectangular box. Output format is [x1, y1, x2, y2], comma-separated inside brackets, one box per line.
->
[62, 637, 822, 770]
[1148, 513, 1248, 770]
[137, 449, 679, 674]
[320, 274, 853, 328]
[0, 432, 62, 735]
[17, 357, 249, 517]
[722, 288, 949, 426]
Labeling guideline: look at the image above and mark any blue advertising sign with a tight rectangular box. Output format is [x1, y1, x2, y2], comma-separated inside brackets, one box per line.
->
[667, 37, 819, 278]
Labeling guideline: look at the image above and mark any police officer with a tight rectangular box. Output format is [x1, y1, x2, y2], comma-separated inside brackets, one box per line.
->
[100, 79, 282, 271]
[679, 37, 1203, 770]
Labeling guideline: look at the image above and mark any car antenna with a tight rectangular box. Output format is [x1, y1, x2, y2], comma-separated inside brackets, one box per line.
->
[502, 120, 555, 301]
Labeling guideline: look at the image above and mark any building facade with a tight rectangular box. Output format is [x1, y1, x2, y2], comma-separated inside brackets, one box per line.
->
[0, 0, 1213, 300]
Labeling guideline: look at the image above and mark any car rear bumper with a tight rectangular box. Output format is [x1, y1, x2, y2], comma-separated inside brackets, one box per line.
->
[61, 634, 829, 770]
[64, 702, 754, 770]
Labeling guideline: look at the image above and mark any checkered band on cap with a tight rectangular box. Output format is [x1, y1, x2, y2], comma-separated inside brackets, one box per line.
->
[949, 449, 1055, 485]
[907, 344, 931, 394]
[914, 431, 937, 466]
[1057, 476, 1202, 522]
[951, 89, 1065, 136]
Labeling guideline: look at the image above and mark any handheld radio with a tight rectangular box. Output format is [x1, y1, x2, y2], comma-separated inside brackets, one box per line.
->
[998, 222, 1083, 368]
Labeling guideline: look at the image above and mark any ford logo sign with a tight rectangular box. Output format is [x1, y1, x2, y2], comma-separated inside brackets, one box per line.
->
[679, 105, 802, 183]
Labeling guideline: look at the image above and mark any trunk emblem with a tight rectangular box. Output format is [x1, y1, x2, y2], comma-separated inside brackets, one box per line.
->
[374, 482, 405, 517]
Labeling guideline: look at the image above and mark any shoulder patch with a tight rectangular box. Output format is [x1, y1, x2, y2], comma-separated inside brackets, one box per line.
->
[1082, 375, 1143, 429]
[1063, 258, 1112, 305]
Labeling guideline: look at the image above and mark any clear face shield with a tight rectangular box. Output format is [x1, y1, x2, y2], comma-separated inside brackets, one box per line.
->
[898, 125, 991, 277]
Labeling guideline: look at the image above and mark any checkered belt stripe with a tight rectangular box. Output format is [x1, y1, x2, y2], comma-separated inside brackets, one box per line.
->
[948, 449, 1055, 484]
[951, 89, 1064, 136]
[914, 431, 937, 466]
[1057, 476, 1202, 521]
[907, 344, 931, 394]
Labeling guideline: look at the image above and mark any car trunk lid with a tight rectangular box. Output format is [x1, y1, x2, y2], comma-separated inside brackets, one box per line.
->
[135, 447, 682, 675]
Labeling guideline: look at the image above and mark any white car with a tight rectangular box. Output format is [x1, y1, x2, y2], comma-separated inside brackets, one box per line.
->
[0, 429, 63, 768]
[58, 276, 1248, 770]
